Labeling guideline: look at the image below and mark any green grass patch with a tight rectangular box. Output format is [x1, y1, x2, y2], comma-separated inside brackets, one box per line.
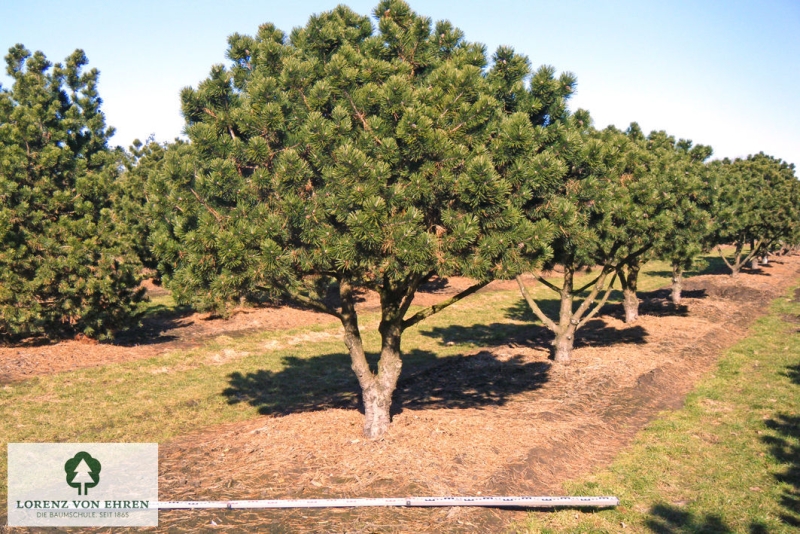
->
[516, 285, 800, 533]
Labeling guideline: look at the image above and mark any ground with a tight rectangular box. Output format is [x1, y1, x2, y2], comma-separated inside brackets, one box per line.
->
[1, 255, 798, 533]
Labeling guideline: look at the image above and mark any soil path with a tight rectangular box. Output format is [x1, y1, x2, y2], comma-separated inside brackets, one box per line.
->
[149, 257, 800, 533]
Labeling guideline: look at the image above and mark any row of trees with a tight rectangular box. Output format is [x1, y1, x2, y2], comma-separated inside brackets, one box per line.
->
[2, 1, 799, 437]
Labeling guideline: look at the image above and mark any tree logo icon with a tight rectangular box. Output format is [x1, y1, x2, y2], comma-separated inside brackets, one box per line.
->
[64, 452, 101, 495]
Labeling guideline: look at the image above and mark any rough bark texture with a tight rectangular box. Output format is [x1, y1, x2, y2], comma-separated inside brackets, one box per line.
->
[362, 322, 402, 439]
[671, 262, 683, 305]
[552, 324, 576, 363]
[620, 262, 640, 323]
[553, 266, 576, 363]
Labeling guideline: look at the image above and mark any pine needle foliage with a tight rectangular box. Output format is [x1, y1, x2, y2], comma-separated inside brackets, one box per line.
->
[711, 153, 800, 275]
[145, 1, 569, 437]
[0, 45, 144, 341]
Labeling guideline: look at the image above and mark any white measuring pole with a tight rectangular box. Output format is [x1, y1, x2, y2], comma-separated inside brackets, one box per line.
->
[156, 496, 619, 510]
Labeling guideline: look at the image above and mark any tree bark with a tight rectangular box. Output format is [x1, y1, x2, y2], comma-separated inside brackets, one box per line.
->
[671, 262, 683, 305]
[553, 266, 576, 363]
[619, 260, 640, 323]
[553, 324, 576, 363]
[362, 320, 402, 439]
[750, 239, 759, 269]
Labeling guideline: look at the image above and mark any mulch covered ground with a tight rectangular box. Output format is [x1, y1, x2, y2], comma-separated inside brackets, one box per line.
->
[149, 258, 800, 533]
[2, 258, 797, 533]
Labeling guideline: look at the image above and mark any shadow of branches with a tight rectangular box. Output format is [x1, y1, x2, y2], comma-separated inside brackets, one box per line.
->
[761, 363, 800, 528]
[422, 297, 650, 351]
[223, 349, 552, 417]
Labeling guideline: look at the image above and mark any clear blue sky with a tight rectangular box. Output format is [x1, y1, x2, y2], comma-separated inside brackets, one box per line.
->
[2, 0, 799, 166]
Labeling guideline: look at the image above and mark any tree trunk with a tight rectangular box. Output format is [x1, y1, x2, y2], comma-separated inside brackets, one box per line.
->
[619, 261, 640, 323]
[362, 322, 402, 439]
[749, 239, 759, 269]
[338, 278, 404, 439]
[671, 262, 683, 305]
[553, 324, 576, 363]
[552, 266, 575, 363]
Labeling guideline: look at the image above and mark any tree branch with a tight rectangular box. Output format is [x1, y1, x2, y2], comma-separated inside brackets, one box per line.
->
[574, 272, 604, 294]
[572, 268, 613, 326]
[717, 246, 734, 270]
[577, 272, 618, 330]
[533, 273, 562, 294]
[189, 187, 224, 223]
[401, 279, 489, 331]
[516, 276, 557, 332]
[257, 284, 343, 320]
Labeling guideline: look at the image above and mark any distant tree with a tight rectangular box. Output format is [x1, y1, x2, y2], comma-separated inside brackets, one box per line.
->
[711, 153, 800, 277]
[616, 128, 714, 318]
[651, 137, 715, 305]
[116, 137, 169, 277]
[145, 1, 556, 438]
[514, 122, 702, 360]
[0, 45, 144, 340]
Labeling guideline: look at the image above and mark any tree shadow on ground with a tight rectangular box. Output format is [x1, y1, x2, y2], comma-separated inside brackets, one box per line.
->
[111, 304, 195, 346]
[761, 363, 800, 528]
[605, 287, 710, 321]
[435, 297, 650, 351]
[644, 503, 769, 533]
[222, 348, 552, 417]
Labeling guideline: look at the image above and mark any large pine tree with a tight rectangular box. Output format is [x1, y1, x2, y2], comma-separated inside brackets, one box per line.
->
[0, 45, 144, 340]
[146, 1, 556, 437]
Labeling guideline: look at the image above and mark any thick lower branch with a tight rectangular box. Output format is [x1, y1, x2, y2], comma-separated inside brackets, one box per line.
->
[401, 279, 489, 331]
[516, 276, 557, 332]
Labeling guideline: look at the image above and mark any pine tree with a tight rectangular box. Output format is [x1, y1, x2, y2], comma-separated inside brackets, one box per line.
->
[711, 153, 800, 276]
[515, 122, 701, 360]
[145, 1, 552, 438]
[651, 137, 715, 305]
[0, 45, 144, 340]
[614, 127, 715, 321]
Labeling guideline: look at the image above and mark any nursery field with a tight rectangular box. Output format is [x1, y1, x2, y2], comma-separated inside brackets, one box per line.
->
[1, 253, 799, 533]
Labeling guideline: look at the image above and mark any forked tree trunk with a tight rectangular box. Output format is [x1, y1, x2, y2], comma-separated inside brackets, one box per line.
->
[618, 261, 641, 323]
[720, 243, 745, 277]
[361, 322, 402, 439]
[517, 263, 617, 365]
[338, 275, 489, 439]
[339, 279, 403, 439]
[671, 262, 683, 305]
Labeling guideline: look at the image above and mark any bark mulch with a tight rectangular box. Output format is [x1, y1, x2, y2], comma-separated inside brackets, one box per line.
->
[151, 257, 800, 533]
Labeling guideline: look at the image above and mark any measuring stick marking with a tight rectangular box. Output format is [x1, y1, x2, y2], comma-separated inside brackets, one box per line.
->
[156, 495, 619, 509]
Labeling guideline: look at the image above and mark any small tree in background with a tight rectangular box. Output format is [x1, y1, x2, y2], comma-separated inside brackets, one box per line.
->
[514, 122, 632, 362]
[711, 153, 800, 277]
[652, 137, 715, 305]
[146, 1, 557, 438]
[614, 127, 714, 319]
[0, 45, 144, 341]
[115, 137, 170, 277]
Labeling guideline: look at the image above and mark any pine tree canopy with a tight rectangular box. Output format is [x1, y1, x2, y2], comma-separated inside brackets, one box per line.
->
[711, 152, 800, 271]
[144, 0, 582, 437]
[0, 45, 144, 340]
[147, 0, 564, 313]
